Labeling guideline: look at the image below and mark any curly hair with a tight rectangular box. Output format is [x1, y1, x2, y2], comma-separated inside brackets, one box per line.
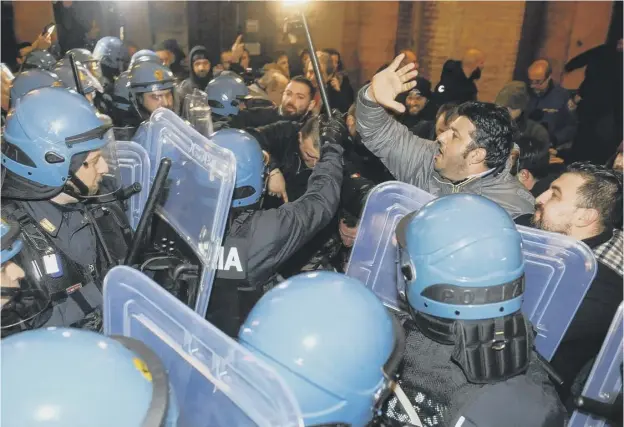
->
[456, 101, 517, 169]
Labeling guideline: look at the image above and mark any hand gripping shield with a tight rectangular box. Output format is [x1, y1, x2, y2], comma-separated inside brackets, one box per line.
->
[103, 266, 303, 427]
[346, 181, 597, 360]
[143, 108, 236, 317]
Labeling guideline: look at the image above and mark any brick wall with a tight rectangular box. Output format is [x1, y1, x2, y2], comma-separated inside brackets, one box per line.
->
[416, 1, 527, 102]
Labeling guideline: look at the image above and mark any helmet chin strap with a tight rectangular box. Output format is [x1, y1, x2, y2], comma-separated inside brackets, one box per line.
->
[64, 172, 91, 200]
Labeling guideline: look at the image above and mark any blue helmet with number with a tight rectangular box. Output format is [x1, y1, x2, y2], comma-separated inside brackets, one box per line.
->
[22, 49, 57, 71]
[211, 128, 265, 208]
[205, 72, 249, 117]
[396, 194, 525, 321]
[129, 49, 161, 68]
[10, 69, 64, 105]
[239, 272, 405, 427]
[2, 328, 178, 427]
[2, 87, 117, 193]
[93, 36, 129, 72]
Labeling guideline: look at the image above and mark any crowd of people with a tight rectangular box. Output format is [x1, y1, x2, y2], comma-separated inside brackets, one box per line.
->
[0, 19, 622, 427]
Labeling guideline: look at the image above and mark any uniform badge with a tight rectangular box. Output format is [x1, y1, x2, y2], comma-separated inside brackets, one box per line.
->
[42, 253, 63, 278]
[153, 69, 164, 81]
[39, 218, 56, 233]
[52, 81, 63, 88]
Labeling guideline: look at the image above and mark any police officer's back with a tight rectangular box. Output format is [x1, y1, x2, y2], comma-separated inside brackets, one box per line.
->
[389, 194, 567, 426]
[1, 87, 133, 333]
[206, 119, 347, 337]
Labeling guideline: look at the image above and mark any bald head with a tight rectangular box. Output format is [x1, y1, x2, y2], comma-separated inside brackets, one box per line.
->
[462, 48, 485, 69]
[399, 49, 418, 69]
[528, 59, 552, 95]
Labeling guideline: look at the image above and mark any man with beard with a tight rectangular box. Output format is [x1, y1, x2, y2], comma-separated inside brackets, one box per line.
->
[228, 75, 317, 129]
[176, 45, 212, 115]
[433, 48, 485, 106]
[399, 78, 436, 132]
[515, 163, 623, 403]
[356, 54, 534, 218]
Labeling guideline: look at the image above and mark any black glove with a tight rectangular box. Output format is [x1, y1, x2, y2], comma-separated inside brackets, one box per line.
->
[320, 112, 349, 147]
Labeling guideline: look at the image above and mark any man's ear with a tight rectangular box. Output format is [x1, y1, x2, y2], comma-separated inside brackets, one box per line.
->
[469, 147, 487, 165]
[308, 99, 316, 112]
[298, 131, 303, 144]
[574, 207, 600, 228]
[518, 169, 530, 182]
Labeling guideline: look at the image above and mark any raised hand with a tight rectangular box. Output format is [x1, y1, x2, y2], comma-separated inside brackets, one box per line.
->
[369, 53, 419, 113]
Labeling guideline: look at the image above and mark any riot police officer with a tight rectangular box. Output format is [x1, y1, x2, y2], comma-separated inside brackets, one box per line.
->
[389, 194, 567, 426]
[1, 213, 50, 338]
[239, 271, 419, 427]
[9, 68, 64, 107]
[2, 328, 178, 426]
[128, 61, 176, 144]
[206, 71, 250, 120]
[21, 49, 57, 71]
[206, 118, 347, 337]
[1, 87, 133, 332]
[92, 36, 129, 93]
[65, 48, 102, 82]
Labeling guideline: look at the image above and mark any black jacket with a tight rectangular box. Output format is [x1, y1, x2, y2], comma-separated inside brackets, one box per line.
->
[176, 45, 213, 115]
[433, 60, 478, 106]
[326, 74, 355, 113]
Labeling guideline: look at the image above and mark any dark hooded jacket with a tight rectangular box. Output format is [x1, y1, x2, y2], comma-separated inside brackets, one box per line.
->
[176, 45, 213, 115]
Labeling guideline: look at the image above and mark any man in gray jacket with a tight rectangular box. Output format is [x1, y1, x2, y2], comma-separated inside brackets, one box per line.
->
[356, 54, 534, 218]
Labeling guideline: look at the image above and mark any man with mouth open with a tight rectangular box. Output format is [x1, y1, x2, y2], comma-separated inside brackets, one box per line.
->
[355, 54, 534, 218]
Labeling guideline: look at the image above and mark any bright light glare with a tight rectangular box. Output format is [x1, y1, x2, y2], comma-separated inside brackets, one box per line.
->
[283, 0, 308, 5]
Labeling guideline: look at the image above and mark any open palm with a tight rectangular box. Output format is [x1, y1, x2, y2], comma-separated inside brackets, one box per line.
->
[370, 53, 419, 113]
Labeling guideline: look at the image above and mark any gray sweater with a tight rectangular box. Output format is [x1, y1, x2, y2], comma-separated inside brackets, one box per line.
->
[355, 85, 535, 218]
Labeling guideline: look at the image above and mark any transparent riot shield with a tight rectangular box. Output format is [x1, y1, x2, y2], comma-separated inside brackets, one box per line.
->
[346, 181, 597, 360]
[103, 266, 303, 427]
[115, 141, 151, 229]
[142, 108, 236, 317]
[182, 89, 214, 138]
[568, 303, 623, 427]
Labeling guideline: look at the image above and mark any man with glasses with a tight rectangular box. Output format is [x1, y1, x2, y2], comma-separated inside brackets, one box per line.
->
[1, 87, 134, 333]
[526, 59, 578, 150]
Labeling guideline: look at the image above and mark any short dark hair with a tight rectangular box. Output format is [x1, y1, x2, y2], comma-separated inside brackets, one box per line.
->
[322, 48, 343, 71]
[274, 50, 287, 61]
[456, 101, 516, 169]
[567, 162, 623, 230]
[436, 101, 460, 123]
[517, 135, 550, 179]
[289, 75, 316, 99]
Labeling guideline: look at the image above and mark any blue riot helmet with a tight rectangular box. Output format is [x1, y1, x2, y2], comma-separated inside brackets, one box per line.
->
[22, 49, 57, 71]
[65, 48, 102, 81]
[396, 194, 525, 321]
[2, 87, 122, 200]
[205, 72, 250, 117]
[93, 36, 129, 76]
[9, 69, 64, 106]
[113, 70, 132, 112]
[2, 328, 178, 427]
[128, 61, 176, 120]
[53, 59, 105, 102]
[211, 128, 265, 208]
[129, 49, 161, 68]
[1, 213, 50, 338]
[239, 272, 406, 426]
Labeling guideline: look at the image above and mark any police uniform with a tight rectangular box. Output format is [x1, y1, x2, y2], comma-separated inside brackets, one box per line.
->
[207, 141, 344, 337]
[2, 194, 131, 334]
